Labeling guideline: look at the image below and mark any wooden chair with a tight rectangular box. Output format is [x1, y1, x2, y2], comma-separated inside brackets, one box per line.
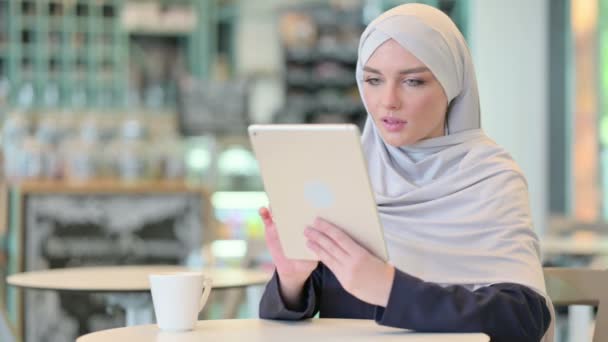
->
[544, 267, 608, 342]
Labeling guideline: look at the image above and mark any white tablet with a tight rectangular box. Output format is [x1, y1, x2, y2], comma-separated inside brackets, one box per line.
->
[248, 124, 388, 261]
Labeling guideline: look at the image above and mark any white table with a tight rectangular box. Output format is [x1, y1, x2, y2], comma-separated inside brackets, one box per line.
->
[7, 265, 271, 326]
[77, 318, 489, 342]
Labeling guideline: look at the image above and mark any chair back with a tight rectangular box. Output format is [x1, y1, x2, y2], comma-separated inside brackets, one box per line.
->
[544, 267, 608, 342]
[0, 309, 15, 342]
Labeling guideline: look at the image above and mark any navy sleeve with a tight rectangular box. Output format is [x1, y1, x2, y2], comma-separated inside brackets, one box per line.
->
[375, 269, 551, 342]
[258, 266, 322, 320]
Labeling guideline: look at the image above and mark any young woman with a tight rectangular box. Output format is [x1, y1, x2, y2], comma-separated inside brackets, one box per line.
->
[258, 4, 552, 342]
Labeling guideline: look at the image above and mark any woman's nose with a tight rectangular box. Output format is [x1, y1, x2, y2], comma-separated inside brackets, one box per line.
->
[381, 85, 402, 110]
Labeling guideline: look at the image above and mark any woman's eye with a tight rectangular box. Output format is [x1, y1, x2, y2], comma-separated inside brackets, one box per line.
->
[404, 79, 424, 87]
[364, 78, 382, 86]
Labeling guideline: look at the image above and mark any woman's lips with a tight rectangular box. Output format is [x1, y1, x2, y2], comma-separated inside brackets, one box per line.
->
[381, 117, 407, 132]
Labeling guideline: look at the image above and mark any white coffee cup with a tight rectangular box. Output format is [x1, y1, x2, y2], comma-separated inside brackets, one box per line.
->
[149, 272, 213, 332]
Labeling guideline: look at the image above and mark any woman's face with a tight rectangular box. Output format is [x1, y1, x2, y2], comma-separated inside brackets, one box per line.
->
[362, 39, 448, 147]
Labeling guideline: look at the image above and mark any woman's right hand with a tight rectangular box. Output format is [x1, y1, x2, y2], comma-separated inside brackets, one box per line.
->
[259, 207, 318, 291]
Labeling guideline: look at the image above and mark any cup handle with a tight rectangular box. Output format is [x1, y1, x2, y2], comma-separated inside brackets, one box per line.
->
[198, 278, 213, 312]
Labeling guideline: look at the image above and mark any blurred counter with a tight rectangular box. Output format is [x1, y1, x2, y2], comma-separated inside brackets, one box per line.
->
[0, 179, 217, 342]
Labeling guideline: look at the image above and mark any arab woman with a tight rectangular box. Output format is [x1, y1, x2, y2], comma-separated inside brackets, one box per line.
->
[258, 4, 553, 342]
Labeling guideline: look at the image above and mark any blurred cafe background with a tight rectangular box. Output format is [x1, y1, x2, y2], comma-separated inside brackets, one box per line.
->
[0, 0, 606, 341]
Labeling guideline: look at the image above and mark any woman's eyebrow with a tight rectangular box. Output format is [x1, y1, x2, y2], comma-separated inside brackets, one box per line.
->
[363, 66, 430, 75]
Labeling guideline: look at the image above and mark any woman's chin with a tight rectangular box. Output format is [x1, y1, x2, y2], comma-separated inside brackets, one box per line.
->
[383, 134, 416, 147]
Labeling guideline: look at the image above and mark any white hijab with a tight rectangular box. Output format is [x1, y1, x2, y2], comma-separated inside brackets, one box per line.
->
[358, 4, 548, 299]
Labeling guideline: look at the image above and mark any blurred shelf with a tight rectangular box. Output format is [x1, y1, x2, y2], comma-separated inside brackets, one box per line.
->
[286, 77, 357, 89]
[127, 29, 192, 37]
[121, 1, 197, 36]
[0, 0, 221, 109]
[285, 48, 358, 65]
[21, 44, 39, 57]
[277, 4, 365, 125]
[19, 17, 37, 29]
[0, 0, 130, 108]
[10, 179, 210, 195]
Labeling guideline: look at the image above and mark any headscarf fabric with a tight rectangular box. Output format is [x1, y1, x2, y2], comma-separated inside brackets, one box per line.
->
[357, 3, 548, 304]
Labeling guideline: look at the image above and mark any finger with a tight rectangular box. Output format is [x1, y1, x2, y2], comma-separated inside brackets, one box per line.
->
[259, 206, 270, 219]
[305, 226, 348, 261]
[259, 214, 286, 260]
[313, 218, 363, 255]
[259, 208, 278, 240]
[259, 207, 273, 226]
[306, 239, 341, 271]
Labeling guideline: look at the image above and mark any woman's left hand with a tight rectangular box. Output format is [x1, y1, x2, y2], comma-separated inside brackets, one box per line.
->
[304, 218, 395, 307]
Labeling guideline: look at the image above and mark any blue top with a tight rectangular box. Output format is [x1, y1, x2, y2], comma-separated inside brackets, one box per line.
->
[259, 264, 551, 342]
